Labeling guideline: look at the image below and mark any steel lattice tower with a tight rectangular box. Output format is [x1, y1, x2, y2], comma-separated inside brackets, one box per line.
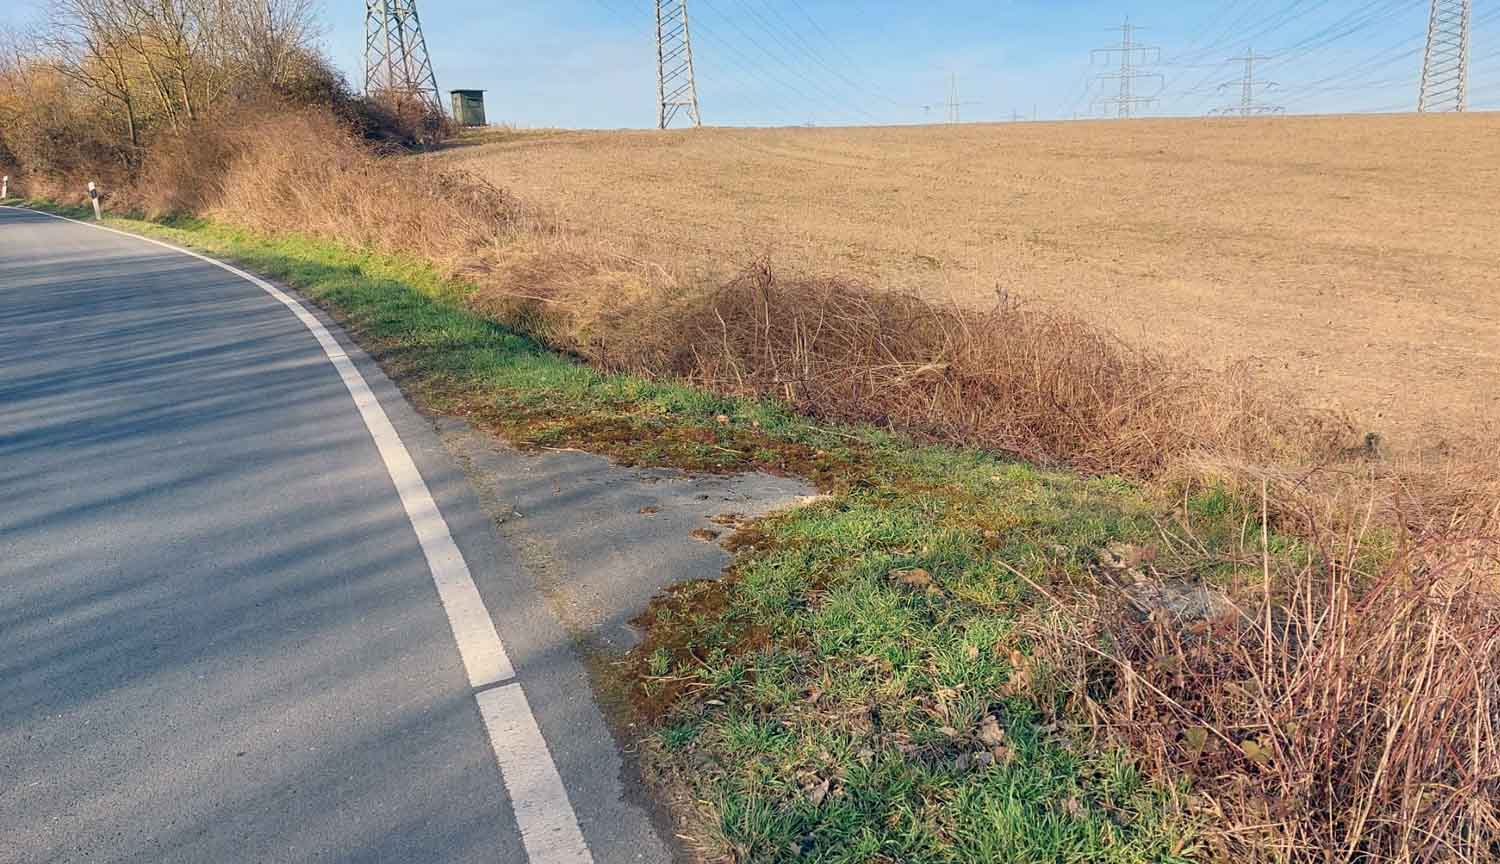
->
[655, 0, 702, 129]
[364, 0, 441, 109]
[1418, 0, 1471, 112]
[1211, 49, 1283, 116]
[1091, 19, 1163, 118]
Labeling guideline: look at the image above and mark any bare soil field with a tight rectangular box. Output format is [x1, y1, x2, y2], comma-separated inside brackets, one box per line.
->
[434, 114, 1500, 450]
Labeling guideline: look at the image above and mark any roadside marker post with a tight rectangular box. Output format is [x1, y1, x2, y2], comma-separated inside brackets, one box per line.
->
[2, 176, 8, 199]
[88, 182, 101, 220]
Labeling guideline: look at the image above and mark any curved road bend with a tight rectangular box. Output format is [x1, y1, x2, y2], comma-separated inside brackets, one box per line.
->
[0, 207, 673, 864]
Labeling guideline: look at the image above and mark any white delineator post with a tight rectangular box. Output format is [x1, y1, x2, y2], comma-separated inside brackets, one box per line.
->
[2, 176, 8, 199]
[88, 181, 101, 220]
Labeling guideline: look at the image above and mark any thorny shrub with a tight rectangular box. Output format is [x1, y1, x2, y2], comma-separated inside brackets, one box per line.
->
[540, 260, 1356, 476]
[1032, 476, 1500, 863]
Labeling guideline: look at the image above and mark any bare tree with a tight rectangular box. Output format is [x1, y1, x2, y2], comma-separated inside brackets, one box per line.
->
[215, 0, 319, 93]
[45, 0, 321, 141]
[46, 0, 145, 148]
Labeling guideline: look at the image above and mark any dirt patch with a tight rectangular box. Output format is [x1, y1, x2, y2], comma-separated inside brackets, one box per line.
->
[431, 417, 815, 653]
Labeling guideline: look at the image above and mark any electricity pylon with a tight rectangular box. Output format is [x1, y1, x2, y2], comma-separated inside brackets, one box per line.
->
[656, 0, 702, 129]
[1091, 19, 1163, 118]
[942, 74, 981, 123]
[1211, 48, 1283, 116]
[1418, 0, 1471, 112]
[920, 74, 979, 123]
[364, 0, 441, 109]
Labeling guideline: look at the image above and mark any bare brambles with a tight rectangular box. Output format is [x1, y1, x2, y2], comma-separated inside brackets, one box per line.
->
[1025, 474, 1500, 863]
[535, 260, 1354, 477]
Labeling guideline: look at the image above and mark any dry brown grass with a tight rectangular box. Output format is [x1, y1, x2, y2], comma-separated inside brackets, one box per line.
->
[434, 116, 1500, 455]
[180, 110, 525, 266]
[1030, 476, 1500, 863]
[525, 258, 1352, 476]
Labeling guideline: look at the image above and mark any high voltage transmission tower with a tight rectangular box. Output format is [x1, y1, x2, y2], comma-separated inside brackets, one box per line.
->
[364, 0, 441, 109]
[1211, 49, 1283, 116]
[655, 0, 702, 129]
[1418, 0, 1471, 112]
[920, 75, 979, 123]
[1090, 19, 1163, 118]
[942, 74, 981, 123]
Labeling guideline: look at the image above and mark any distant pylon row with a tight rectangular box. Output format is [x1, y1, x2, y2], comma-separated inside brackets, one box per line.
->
[362, 2, 1472, 127]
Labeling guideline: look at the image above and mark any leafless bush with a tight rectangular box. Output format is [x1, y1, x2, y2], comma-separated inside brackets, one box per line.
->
[1030, 480, 1500, 863]
[0, 0, 328, 194]
[494, 258, 1354, 476]
[349, 91, 453, 149]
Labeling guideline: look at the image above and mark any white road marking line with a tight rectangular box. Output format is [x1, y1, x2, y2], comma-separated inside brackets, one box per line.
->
[6, 205, 595, 864]
[478, 684, 594, 864]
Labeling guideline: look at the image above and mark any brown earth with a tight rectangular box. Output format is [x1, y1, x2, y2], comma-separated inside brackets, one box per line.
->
[432, 114, 1500, 451]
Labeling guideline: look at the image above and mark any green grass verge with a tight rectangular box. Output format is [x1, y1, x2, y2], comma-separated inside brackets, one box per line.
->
[18, 201, 1260, 862]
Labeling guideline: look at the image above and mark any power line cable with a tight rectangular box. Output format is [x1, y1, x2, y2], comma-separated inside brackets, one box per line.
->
[693, 0, 878, 121]
[1170, 0, 1258, 59]
[1273, 3, 1498, 108]
[1169, 0, 1270, 64]
[591, 0, 804, 121]
[739, 0, 905, 113]
[1257, 0, 1415, 73]
[1173, 0, 1418, 113]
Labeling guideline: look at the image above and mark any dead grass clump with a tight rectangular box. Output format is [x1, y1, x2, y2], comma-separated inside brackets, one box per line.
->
[130, 104, 272, 217]
[519, 259, 1355, 477]
[200, 109, 525, 268]
[1035, 490, 1500, 863]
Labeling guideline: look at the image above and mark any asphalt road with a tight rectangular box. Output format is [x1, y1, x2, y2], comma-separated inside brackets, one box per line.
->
[0, 207, 675, 864]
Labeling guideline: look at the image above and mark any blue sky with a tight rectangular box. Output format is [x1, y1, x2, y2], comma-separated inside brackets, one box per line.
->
[14, 1, 1500, 126]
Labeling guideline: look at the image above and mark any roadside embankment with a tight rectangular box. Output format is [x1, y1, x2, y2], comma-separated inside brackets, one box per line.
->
[11, 105, 1497, 862]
